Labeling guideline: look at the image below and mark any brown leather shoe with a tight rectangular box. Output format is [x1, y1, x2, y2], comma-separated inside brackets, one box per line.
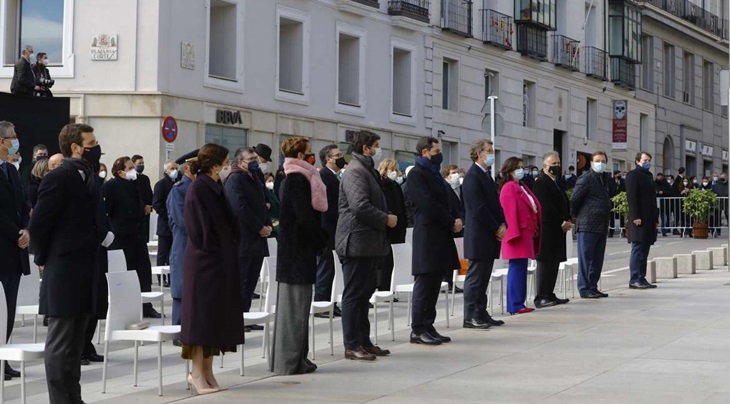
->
[344, 346, 376, 361]
[363, 345, 391, 356]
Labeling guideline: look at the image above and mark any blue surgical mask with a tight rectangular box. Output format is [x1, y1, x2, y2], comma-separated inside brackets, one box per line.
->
[513, 168, 525, 181]
[485, 153, 495, 167]
[135, 165, 145, 174]
[7, 138, 19, 155]
[396, 176, 404, 185]
[592, 162, 605, 174]
[168, 169, 179, 180]
[247, 160, 259, 172]
[641, 162, 651, 170]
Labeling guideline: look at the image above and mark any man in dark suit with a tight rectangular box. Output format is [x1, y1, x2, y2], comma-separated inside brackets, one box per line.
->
[152, 159, 178, 287]
[406, 137, 461, 346]
[314, 144, 345, 317]
[461, 140, 505, 330]
[626, 151, 659, 289]
[10, 45, 37, 96]
[30, 123, 102, 403]
[336, 131, 395, 361]
[225, 147, 272, 329]
[670, 167, 686, 235]
[533, 151, 573, 308]
[132, 155, 154, 242]
[571, 151, 612, 298]
[0, 121, 30, 380]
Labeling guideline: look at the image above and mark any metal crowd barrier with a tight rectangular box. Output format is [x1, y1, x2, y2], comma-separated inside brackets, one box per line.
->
[610, 196, 729, 237]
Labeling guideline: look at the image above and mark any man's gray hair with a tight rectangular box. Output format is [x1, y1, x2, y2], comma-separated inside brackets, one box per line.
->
[542, 151, 560, 164]
[469, 139, 493, 162]
[22, 45, 33, 54]
[0, 121, 14, 138]
[163, 160, 175, 171]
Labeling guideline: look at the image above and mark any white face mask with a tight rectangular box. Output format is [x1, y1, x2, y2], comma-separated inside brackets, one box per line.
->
[396, 176, 404, 185]
[219, 165, 231, 181]
[458, 177, 464, 186]
[702, 182, 709, 187]
[371, 147, 382, 161]
[387, 171, 398, 181]
[265, 181, 274, 190]
[259, 163, 268, 173]
[98, 171, 107, 179]
[125, 169, 138, 181]
[592, 162, 606, 174]
[448, 173, 460, 188]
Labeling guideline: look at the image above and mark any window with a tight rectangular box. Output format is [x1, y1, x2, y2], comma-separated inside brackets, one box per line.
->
[703, 61, 714, 111]
[442, 58, 459, 111]
[205, 125, 248, 158]
[276, 6, 310, 103]
[663, 43, 675, 98]
[522, 80, 536, 127]
[608, 0, 641, 62]
[484, 69, 499, 101]
[1, 0, 73, 77]
[683, 51, 694, 104]
[641, 35, 653, 91]
[391, 39, 415, 120]
[208, 0, 237, 81]
[336, 23, 366, 113]
[586, 98, 597, 140]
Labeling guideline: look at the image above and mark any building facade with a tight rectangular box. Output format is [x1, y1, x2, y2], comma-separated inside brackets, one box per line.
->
[0, 0, 726, 181]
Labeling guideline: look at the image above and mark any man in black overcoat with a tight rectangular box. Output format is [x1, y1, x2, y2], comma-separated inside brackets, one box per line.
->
[152, 159, 178, 286]
[626, 151, 659, 289]
[30, 123, 102, 404]
[10, 45, 37, 96]
[461, 140, 505, 330]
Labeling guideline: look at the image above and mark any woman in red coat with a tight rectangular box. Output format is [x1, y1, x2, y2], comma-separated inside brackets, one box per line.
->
[181, 144, 243, 394]
[499, 157, 542, 314]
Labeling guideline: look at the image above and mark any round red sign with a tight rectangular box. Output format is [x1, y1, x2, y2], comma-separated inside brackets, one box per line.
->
[161, 116, 178, 143]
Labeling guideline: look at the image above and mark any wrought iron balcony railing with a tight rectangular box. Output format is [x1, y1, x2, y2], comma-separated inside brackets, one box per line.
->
[645, 0, 729, 40]
[349, 0, 380, 8]
[583, 46, 607, 80]
[441, 0, 473, 37]
[388, 0, 430, 23]
[610, 56, 636, 89]
[552, 34, 580, 71]
[481, 9, 513, 49]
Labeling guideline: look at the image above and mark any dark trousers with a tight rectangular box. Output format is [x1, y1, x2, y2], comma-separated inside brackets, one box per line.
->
[376, 246, 394, 292]
[111, 236, 153, 309]
[314, 250, 335, 301]
[576, 231, 607, 294]
[240, 256, 264, 313]
[535, 259, 560, 301]
[172, 298, 182, 326]
[82, 318, 98, 358]
[629, 242, 652, 284]
[45, 314, 90, 404]
[156, 235, 172, 266]
[463, 259, 494, 321]
[411, 272, 443, 335]
[340, 257, 378, 351]
[0, 271, 20, 342]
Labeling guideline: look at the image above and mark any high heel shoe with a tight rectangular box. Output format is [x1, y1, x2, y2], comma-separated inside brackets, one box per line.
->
[187, 373, 219, 395]
[509, 307, 535, 315]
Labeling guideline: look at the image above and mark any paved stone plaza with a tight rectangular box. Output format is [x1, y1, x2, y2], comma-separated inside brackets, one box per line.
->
[4, 237, 730, 403]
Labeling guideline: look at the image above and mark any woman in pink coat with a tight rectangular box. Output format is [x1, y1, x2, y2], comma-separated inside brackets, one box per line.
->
[499, 157, 542, 314]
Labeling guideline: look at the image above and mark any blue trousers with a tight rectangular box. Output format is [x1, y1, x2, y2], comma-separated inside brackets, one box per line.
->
[577, 232, 607, 294]
[172, 298, 182, 326]
[630, 242, 652, 284]
[507, 259, 528, 313]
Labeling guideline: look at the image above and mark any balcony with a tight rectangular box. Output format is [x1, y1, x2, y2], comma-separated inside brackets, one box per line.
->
[350, 0, 380, 7]
[645, 0, 729, 40]
[481, 9, 513, 50]
[516, 24, 548, 61]
[610, 56, 636, 89]
[388, 0, 430, 23]
[552, 35, 580, 71]
[584, 46, 607, 81]
[441, 0, 473, 37]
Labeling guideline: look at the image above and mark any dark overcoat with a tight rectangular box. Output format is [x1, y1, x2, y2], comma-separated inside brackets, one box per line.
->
[152, 175, 174, 237]
[405, 163, 459, 276]
[626, 166, 659, 244]
[0, 162, 30, 278]
[533, 172, 571, 262]
[462, 163, 504, 261]
[319, 167, 340, 252]
[224, 168, 271, 258]
[30, 160, 100, 316]
[181, 174, 243, 347]
[570, 169, 611, 234]
[277, 173, 327, 284]
[382, 177, 407, 244]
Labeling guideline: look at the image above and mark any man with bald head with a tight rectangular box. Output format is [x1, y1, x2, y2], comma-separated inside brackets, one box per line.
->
[48, 154, 64, 171]
[152, 160, 178, 286]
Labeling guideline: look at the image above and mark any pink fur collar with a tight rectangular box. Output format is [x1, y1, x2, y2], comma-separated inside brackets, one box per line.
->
[283, 158, 328, 212]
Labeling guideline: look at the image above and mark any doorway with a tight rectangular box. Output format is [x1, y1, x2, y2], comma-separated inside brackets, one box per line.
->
[662, 136, 674, 175]
[553, 129, 566, 161]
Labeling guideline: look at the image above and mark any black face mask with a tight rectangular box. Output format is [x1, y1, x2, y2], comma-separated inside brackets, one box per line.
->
[82, 144, 102, 166]
[335, 157, 346, 169]
[548, 165, 561, 177]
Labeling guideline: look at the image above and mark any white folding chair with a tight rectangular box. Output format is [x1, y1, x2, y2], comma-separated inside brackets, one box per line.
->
[310, 255, 335, 359]
[369, 257, 395, 345]
[256, 238, 279, 311]
[0, 283, 44, 404]
[241, 256, 277, 376]
[150, 266, 170, 293]
[107, 250, 127, 273]
[101, 272, 181, 396]
[15, 261, 41, 343]
[149, 212, 159, 242]
[450, 238, 466, 316]
[488, 268, 508, 314]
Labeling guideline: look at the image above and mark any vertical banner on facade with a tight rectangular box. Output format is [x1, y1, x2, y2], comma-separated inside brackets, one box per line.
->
[612, 100, 628, 150]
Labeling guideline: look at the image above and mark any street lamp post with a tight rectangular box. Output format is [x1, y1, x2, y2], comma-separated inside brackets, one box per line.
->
[488, 95, 497, 180]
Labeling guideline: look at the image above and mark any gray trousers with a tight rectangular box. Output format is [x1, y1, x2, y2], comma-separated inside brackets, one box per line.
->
[271, 283, 312, 375]
[45, 314, 90, 404]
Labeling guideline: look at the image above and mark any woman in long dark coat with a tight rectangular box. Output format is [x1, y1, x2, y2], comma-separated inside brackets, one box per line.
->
[181, 144, 243, 394]
[272, 137, 328, 375]
[377, 158, 407, 291]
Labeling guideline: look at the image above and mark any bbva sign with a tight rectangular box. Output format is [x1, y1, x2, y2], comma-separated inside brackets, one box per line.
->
[216, 109, 243, 125]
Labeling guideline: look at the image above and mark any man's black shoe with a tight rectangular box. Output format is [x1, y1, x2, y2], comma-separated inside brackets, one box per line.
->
[580, 291, 602, 299]
[5, 364, 19, 378]
[453, 286, 463, 294]
[551, 296, 570, 305]
[86, 353, 104, 362]
[463, 319, 491, 330]
[593, 291, 609, 298]
[173, 339, 182, 347]
[314, 312, 331, 319]
[163, 279, 170, 288]
[629, 282, 650, 290]
[430, 329, 451, 343]
[641, 280, 657, 289]
[483, 313, 505, 326]
[534, 298, 557, 309]
[333, 304, 342, 317]
[143, 307, 162, 318]
[80, 358, 91, 366]
[410, 332, 442, 345]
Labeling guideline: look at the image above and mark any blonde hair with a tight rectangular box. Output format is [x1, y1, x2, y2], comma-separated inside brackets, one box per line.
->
[378, 158, 399, 177]
[31, 159, 49, 179]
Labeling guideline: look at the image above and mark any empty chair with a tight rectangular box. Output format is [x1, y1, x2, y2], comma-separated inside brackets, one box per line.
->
[107, 249, 127, 273]
[241, 256, 277, 376]
[15, 261, 41, 343]
[0, 283, 44, 404]
[101, 271, 181, 396]
[450, 238, 466, 316]
[310, 254, 335, 359]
